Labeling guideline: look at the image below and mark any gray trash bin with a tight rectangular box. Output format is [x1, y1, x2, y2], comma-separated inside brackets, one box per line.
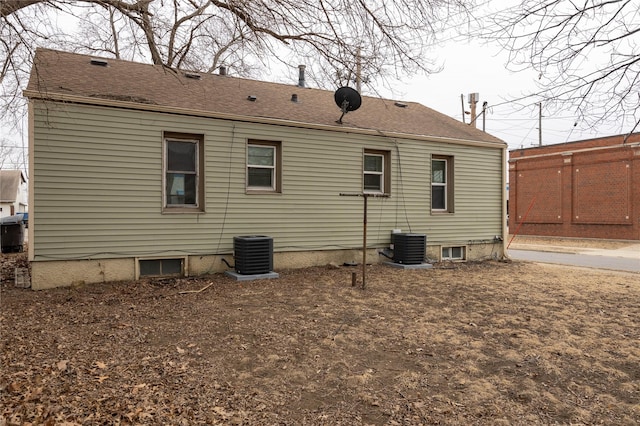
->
[1, 215, 25, 253]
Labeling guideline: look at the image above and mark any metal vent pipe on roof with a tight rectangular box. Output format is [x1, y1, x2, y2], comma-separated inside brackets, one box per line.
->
[297, 65, 306, 87]
[291, 94, 298, 102]
[219, 65, 227, 76]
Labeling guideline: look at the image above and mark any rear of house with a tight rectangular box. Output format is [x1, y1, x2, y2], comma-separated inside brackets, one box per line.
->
[509, 135, 640, 240]
[25, 49, 507, 289]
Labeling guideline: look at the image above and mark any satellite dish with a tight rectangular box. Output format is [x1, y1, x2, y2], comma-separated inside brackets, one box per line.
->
[334, 86, 362, 123]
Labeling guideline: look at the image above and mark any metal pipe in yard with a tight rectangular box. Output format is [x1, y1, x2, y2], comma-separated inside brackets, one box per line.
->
[339, 192, 390, 290]
[362, 195, 367, 290]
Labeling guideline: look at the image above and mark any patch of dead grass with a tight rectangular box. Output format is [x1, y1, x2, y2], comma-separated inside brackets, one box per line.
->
[1, 254, 639, 425]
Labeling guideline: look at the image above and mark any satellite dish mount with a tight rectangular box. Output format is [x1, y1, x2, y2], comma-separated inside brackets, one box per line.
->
[334, 86, 362, 124]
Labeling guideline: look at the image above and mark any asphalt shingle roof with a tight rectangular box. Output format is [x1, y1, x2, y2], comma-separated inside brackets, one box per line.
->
[0, 170, 25, 203]
[26, 48, 504, 146]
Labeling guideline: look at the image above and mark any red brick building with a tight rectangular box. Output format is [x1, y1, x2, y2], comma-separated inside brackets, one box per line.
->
[508, 133, 640, 240]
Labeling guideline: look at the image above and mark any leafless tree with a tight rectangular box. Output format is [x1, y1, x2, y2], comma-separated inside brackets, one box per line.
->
[476, 0, 640, 134]
[0, 137, 26, 173]
[1, 0, 475, 126]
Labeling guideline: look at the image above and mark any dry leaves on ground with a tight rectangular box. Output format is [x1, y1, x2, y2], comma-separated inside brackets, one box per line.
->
[1, 252, 639, 425]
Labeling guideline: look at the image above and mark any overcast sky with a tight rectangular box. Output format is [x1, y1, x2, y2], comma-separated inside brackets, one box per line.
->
[2, 2, 634, 172]
[379, 40, 630, 151]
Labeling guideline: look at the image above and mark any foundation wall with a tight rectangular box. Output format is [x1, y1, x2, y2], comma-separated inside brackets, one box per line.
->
[31, 258, 134, 290]
[30, 243, 505, 289]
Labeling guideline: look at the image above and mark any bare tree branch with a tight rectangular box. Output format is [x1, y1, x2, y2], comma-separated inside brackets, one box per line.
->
[475, 0, 640, 130]
[0, 0, 43, 17]
[1, 0, 476, 131]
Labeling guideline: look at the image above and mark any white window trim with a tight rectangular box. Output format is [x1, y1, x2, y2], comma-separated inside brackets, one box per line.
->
[135, 256, 188, 279]
[432, 158, 448, 212]
[441, 246, 466, 261]
[247, 143, 277, 191]
[364, 152, 385, 194]
[164, 137, 200, 209]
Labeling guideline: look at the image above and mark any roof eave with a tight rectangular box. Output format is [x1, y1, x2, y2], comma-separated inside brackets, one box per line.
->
[24, 90, 507, 149]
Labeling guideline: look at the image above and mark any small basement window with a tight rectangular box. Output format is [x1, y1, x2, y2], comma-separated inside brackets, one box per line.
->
[139, 258, 184, 277]
[441, 246, 466, 261]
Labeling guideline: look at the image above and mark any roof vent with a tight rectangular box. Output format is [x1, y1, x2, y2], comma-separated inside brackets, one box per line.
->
[184, 72, 201, 80]
[219, 65, 227, 76]
[90, 58, 108, 67]
[297, 65, 306, 87]
[291, 94, 298, 102]
[247, 95, 257, 102]
[394, 102, 408, 108]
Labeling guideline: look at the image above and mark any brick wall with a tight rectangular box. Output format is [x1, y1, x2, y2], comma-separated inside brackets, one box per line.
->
[508, 134, 640, 240]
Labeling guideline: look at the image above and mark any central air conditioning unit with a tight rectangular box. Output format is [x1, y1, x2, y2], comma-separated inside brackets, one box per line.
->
[233, 235, 273, 275]
[392, 233, 426, 265]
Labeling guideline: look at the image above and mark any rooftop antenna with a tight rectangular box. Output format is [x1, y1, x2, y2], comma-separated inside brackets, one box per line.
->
[334, 86, 362, 124]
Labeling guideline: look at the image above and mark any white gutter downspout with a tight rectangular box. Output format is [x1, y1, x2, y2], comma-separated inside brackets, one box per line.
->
[502, 145, 508, 256]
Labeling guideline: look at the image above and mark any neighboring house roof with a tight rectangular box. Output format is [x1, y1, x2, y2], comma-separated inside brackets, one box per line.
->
[0, 170, 26, 203]
[24, 48, 505, 146]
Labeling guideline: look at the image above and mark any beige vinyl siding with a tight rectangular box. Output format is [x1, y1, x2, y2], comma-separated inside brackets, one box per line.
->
[427, 146, 503, 244]
[31, 101, 503, 261]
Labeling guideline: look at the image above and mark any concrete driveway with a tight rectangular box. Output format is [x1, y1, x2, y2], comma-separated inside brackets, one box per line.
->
[507, 243, 640, 273]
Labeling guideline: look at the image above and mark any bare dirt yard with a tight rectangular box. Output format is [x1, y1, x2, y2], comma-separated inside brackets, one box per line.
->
[1, 247, 639, 425]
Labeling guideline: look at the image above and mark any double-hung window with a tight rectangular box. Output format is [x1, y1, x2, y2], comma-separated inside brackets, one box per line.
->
[363, 150, 390, 194]
[164, 133, 204, 212]
[431, 155, 454, 212]
[247, 140, 281, 193]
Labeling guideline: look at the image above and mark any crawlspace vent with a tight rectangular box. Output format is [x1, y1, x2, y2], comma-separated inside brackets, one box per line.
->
[393, 233, 426, 265]
[233, 236, 273, 275]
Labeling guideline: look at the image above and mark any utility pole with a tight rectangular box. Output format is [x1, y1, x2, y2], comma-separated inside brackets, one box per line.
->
[460, 94, 466, 124]
[538, 103, 542, 146]
[469, 93, 479, 128]
[356, 47, 362, 93]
